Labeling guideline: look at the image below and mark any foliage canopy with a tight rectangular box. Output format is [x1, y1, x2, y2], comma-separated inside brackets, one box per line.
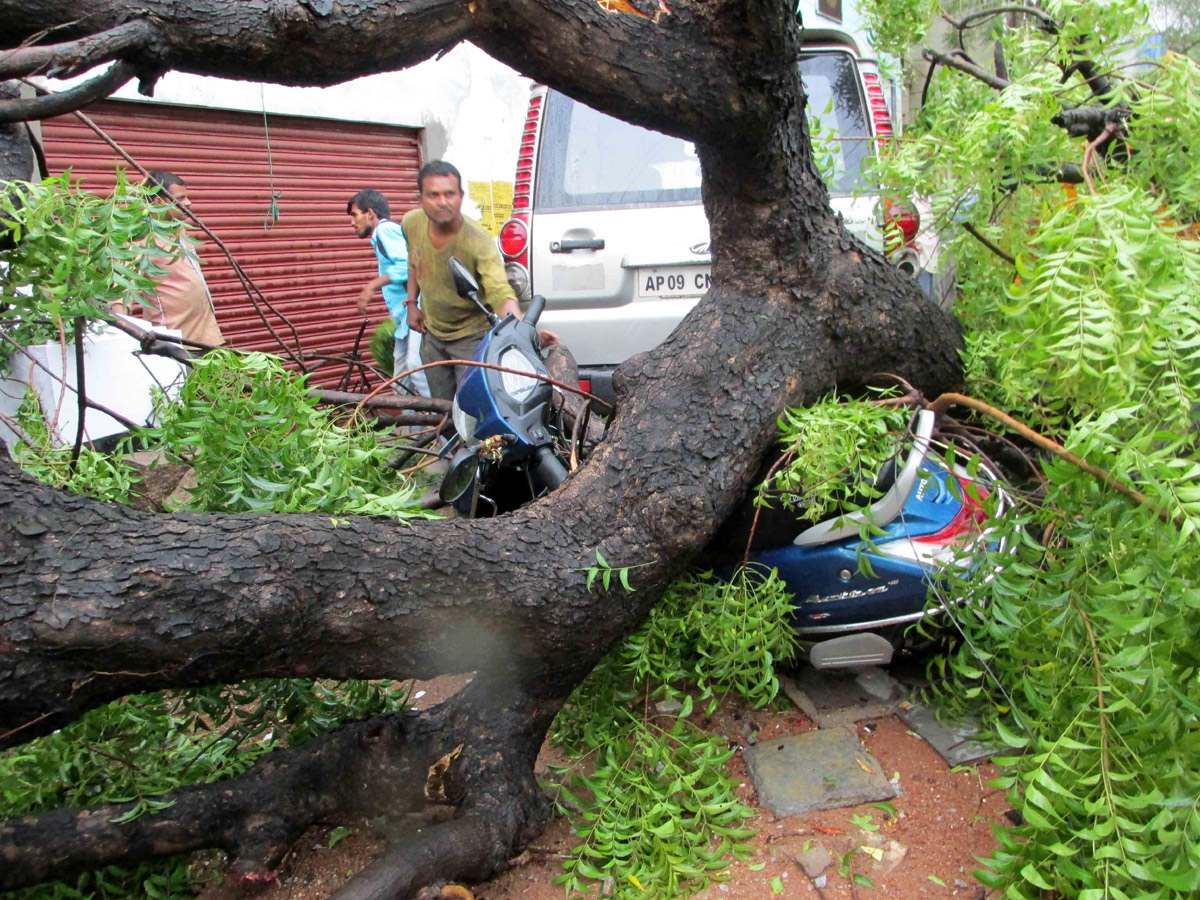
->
[861, 0, 1200, 895]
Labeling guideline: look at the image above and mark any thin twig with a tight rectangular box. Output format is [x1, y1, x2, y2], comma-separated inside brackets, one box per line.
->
[0, 330, 141, 431]
[743, 449, 798, 566]
[962, 223, 1017, 265]
[944, 5, 1059, 33]
[923, 48, 1012, 91]
[928, 392, 1185, 528]
[1081, 121, 1120, 193]
[69, 316, 87, 467]
[353, 359, 611, 419]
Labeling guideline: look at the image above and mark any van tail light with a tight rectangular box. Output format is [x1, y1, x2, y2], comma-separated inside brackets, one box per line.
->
[502, 90, 543, 300]
[578, 378, 592, 394]
[861, 72, 895, 146]
[512, 92, 543, 214]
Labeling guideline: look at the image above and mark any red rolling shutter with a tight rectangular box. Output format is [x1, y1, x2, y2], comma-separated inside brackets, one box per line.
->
[41, 99, 422, 388]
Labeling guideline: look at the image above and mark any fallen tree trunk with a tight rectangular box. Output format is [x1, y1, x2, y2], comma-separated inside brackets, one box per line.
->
[0, 0, 964, 894]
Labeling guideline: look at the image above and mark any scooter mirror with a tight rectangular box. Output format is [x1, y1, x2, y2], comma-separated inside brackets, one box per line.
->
[439, 448, 480, 505]
[449, 257, 481, 299]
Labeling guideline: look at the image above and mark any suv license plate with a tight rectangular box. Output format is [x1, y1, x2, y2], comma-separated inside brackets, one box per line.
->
[637, 265, 712, 298]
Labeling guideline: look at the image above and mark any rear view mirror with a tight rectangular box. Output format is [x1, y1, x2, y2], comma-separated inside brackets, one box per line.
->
[449, 257, 480, 299]
[439, 448, 480, 505]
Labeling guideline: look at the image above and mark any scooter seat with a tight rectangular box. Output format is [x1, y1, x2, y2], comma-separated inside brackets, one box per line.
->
[793, 409, 936, 547]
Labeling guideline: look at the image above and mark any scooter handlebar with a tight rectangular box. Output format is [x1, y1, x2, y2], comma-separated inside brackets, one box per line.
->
[523, 294, 546, 326]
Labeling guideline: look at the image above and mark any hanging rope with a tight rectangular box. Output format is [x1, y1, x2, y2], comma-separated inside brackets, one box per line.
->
[260, 84, 281, 231]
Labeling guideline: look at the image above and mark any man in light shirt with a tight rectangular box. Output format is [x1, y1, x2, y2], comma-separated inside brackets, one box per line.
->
[347, 188, 428, 396]
[121, 170, 224, 347]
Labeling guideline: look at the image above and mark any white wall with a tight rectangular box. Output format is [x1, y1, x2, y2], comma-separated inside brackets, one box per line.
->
[59, 43, 532, 219]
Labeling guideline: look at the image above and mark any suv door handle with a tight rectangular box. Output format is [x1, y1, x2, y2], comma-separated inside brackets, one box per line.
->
[550, 238, 605, 252]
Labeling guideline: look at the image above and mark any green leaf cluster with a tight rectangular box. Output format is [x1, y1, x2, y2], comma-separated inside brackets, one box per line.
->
[865, 2, 1200, 896]
[548, 568, 796, 897]
[859, 0, 939, 63]
[763, 395, 911, 524]
[623, 568, 798, 712]
[369, 317, 396, 376]
[139, 350, 429, 518]
[551, 711, 756, 900]
[0, 174, 179, 355]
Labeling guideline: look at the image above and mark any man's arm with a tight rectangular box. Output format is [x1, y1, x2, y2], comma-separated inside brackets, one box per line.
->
[474, 230, 520, 319]
[356, 274, 392, 313]
[405, 270, 425, 334]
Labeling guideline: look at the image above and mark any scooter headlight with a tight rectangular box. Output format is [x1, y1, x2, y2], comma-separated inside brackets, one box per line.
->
[498, 346, 539, 402]
[451, 396, 479, 446]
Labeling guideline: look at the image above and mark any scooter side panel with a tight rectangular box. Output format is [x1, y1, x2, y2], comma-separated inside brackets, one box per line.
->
[753, 542, 933, 631]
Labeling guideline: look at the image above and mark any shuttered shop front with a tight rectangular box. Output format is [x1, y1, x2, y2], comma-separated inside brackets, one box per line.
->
[41, 100, 422, 387]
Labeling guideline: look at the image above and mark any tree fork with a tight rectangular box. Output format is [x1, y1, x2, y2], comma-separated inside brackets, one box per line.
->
[0, 679, 557, 894]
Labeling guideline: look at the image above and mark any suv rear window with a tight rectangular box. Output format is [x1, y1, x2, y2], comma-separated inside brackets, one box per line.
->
[535, 91, 704, 211]
[534, 49, 873, 212]
[797, 50, 873, 195]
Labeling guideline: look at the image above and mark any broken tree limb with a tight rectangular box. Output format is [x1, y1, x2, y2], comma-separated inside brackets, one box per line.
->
[310, 388, 451, 415]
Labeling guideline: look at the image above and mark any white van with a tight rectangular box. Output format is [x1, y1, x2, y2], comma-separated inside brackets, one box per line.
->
[497, 32, 945, 402]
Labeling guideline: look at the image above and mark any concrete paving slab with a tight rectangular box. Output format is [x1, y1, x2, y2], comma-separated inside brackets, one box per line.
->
[743, 728, 898, 816]
[898, 702, 997, 767]
[782, 666, 905, 728]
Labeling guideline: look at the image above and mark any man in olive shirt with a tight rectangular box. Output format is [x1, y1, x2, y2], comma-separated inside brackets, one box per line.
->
[402, 160, 521, 401]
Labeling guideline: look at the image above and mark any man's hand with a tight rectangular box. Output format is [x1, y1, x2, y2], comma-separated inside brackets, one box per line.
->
[408, 304, 426, 334]
[356, 285, 374, 313]
[499, 298, 522, 320]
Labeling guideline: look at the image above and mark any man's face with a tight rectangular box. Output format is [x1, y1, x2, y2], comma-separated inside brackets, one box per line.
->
[164, 183, 192, 221]
[419, 174, 463, 227]
[349, 204, 377, 238]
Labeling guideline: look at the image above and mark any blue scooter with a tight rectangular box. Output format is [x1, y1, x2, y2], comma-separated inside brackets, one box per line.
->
[747, 409, 1011, 668]
[433, 260, 1010, 665]
[438, 258, 569, 516]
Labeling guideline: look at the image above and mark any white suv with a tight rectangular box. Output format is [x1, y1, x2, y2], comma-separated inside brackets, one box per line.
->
[498, 36, 945, 402]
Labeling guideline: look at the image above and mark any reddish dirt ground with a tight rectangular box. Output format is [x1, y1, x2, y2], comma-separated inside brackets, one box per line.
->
[216, 676, 1009, 900]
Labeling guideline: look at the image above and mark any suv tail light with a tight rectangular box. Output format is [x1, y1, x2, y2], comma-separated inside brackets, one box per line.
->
[860, 72, 894, 145]
[502, 90, 544, 300]
[882, 198, 920, 248]
[499, 217, 528, 257]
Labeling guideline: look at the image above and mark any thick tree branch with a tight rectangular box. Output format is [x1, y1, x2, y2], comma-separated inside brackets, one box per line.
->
[0, 18, 153, 79]
[0, 679, 550, 893]
[0, 60, 135, 122]
[923, 48, 1011, 91]
[1051, 104, 1129, 141]
[0, 248, 961, 749]
[0, 1, 968, 893]
[0, 0, 762, 141]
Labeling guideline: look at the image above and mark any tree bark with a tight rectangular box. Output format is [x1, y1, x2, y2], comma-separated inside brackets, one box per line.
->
[0, 0, 965, 894]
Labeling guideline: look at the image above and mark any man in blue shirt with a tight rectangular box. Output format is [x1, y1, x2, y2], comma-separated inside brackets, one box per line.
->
[347, 189, 429, 397]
